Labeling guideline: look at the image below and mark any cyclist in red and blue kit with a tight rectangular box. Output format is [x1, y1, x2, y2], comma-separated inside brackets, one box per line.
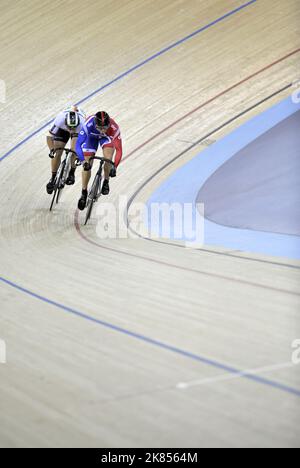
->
[76, 111, 123, 210]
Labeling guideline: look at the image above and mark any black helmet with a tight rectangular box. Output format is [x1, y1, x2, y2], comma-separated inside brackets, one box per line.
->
[65, 110, 80, 128]
[95, 111, 110, 129]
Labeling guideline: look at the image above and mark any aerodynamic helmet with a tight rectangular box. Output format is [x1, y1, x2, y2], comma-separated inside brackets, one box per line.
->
[65, 110, 80, 128]
[95, 111, 110, 129]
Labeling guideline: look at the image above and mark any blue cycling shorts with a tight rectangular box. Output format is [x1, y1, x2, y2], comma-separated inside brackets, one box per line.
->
[82, 135, 112, 154]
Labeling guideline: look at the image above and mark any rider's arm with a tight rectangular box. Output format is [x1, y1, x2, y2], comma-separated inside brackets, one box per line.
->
[75, 128, 87, 162]
[114, 135, 123, 168]
[47, 112, 64, 150]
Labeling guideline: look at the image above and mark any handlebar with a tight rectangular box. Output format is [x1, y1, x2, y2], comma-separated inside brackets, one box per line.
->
[50, 150, 115, 168]
[88, 156, 116, 167]
[54, 148, 78, 156]
[49, 147, 78, 159]
[83, 156, 115, 171]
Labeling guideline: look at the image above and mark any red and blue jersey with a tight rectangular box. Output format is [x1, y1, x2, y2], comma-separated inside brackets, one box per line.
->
[76, 115, 123, 166]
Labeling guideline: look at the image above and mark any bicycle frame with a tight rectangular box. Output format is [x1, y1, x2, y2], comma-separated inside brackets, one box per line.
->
[84, 156, 115, 225]
[49, 147, 77, 212]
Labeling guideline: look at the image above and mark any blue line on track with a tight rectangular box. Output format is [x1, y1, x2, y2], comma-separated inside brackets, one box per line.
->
[1, 275, 300, 397]
[2, 1, 295, 399]
[0, 0, 257, 163]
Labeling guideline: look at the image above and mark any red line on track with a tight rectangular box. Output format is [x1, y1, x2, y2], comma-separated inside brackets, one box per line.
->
[123, 48, 300, 161]
[74, 212, 299, 296]
[74, 47, 300, 295]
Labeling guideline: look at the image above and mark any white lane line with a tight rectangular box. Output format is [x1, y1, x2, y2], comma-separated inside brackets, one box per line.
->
[176, 362, 295, 390]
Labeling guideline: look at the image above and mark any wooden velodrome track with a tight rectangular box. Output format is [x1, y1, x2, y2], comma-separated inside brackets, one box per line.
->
[0, 0, 300, 448]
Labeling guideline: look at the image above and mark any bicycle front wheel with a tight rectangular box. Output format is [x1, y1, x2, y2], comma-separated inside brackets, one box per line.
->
[49, 161, 65, 211]
[84, 174, 101, 225]
[50, 186, 58, 212]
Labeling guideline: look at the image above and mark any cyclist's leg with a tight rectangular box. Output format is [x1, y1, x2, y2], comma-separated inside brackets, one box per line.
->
[48, 129, 69, 174]
[81, 136, 99, 190]
[78, 136, 98, 210]
[78, 152, 94, 210]
[46, 131, 68, 193]
[70, 135, 78, 169]
[65, 135, 78, 185]
[81, 152, 95, 190]
[101, 141, 114, 195]
[102, 144, 115, 180]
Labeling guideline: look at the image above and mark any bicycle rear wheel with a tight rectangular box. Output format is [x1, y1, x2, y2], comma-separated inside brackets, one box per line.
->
[84, 174, 101, 225]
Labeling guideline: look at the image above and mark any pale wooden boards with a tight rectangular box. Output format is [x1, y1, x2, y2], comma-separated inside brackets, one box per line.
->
[0, 0, 300, 448]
